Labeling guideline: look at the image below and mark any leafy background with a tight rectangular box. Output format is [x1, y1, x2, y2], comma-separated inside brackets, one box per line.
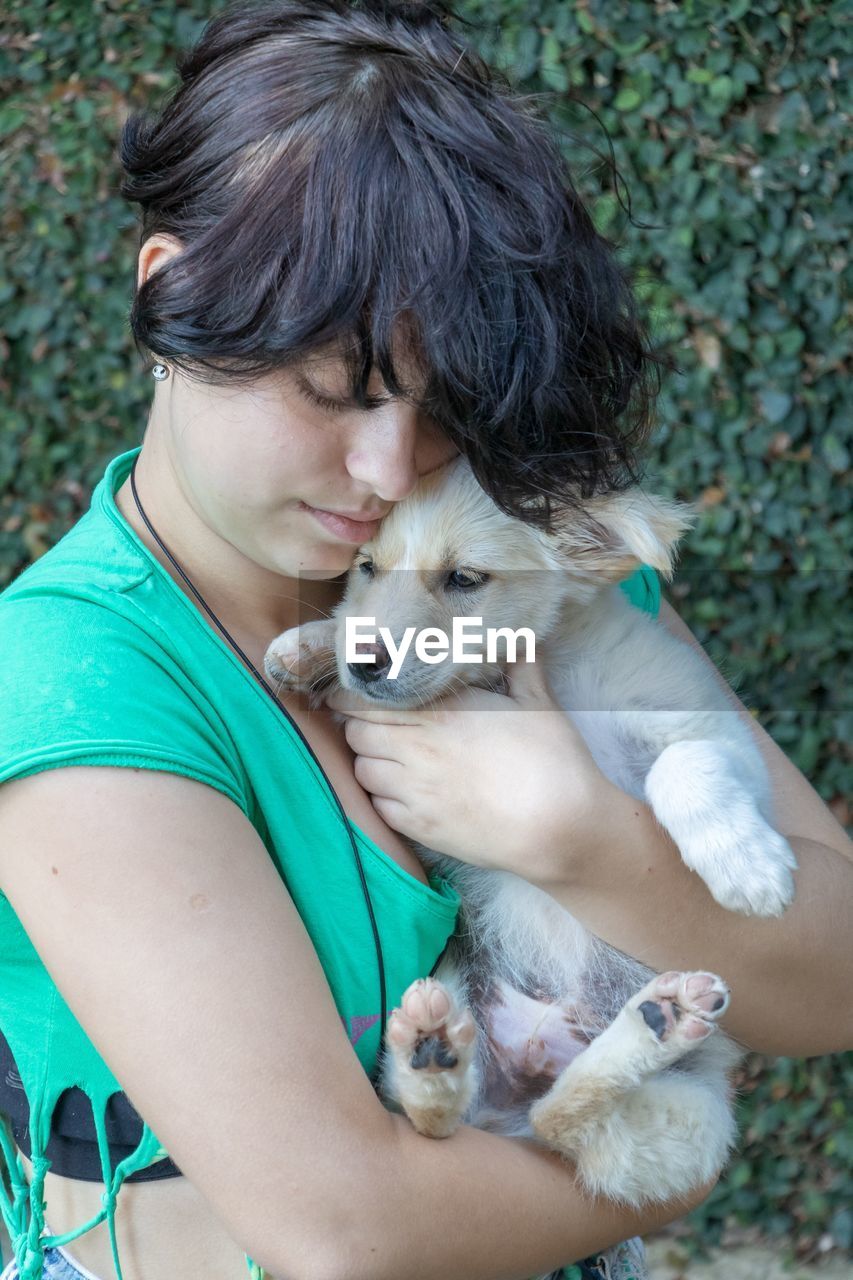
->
[0, 0, 850, 1264]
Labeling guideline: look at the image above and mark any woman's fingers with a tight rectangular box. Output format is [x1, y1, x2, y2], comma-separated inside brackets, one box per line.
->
[342, 714, 415, 763]
[352, 752, 406, 800]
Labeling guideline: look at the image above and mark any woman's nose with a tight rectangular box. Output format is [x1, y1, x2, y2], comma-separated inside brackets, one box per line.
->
[345, 401, 457, 501]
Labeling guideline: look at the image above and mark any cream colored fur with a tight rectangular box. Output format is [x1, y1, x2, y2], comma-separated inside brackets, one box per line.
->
[264, 456, 796, 1232]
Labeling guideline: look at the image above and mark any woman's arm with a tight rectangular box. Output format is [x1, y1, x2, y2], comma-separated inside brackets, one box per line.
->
[0, 766, 711, 1280]
[535, 599, 853, 1057]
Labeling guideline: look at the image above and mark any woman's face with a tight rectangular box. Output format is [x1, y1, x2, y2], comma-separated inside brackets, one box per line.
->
[159, 344, 459, 581]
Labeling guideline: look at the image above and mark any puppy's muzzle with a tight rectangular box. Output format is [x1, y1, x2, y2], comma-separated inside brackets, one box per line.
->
[348, 640, 391, 684]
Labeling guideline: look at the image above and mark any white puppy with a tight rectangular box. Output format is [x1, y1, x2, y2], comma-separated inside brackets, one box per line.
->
[264, 457, 796, 1230]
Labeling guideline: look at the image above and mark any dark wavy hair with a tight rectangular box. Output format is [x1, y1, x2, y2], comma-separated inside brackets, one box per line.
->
[119, 0, 669, 528]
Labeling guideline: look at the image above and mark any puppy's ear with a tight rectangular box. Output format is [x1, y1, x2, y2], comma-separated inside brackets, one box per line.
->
[549, 489, 695, 583]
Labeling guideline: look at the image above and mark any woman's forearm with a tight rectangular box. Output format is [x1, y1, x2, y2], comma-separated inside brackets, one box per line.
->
[537, 785, 853, 1057]
[306, 1111, 711, 1280]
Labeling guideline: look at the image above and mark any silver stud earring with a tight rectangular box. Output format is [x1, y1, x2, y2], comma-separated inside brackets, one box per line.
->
[151, 362, 170, 381]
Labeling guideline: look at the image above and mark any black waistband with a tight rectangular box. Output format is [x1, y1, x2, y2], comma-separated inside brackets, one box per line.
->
[0, 1028, 182, 1183]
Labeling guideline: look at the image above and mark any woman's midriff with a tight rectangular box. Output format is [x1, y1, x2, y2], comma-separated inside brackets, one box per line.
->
[9, 677, 430, 1280]
[14, 1149, 252, 1280]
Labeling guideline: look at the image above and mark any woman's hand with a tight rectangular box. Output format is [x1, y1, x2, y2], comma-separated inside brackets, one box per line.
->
[324, 659, 617, 881]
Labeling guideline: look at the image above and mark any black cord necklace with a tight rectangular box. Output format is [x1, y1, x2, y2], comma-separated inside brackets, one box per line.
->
[128, 454, 387, 1076]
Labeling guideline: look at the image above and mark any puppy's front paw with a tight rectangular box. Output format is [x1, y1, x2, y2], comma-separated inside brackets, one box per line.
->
[645, 740, 797, 918]
[263, 621, 337, 694]
[683, 822, 798, 918]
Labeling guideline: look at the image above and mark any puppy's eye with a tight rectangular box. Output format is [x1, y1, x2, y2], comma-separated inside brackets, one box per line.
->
[446, 569, 489, 591]
[358, 559, 375, 577]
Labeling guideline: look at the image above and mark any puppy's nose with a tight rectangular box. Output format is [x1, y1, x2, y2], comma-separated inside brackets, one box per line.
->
[348, 641, 391, 683]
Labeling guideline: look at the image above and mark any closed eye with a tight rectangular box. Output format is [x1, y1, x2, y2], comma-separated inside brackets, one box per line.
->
[298, 376, 390, 415]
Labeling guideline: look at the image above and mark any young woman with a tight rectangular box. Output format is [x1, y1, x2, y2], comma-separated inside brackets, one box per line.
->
[1, 4, 850, 1279]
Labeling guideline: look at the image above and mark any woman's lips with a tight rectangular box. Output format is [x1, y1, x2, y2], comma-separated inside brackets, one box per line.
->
[298, 502, 383, 544]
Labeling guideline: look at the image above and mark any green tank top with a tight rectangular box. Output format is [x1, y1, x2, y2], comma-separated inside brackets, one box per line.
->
[0, 446, 659, 1280]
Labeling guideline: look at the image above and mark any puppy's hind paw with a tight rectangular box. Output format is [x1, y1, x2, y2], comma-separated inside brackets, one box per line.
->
[387, 978, 477, 1073]
[384, 979, 478, 1139]
[631, 970, 729, 1060]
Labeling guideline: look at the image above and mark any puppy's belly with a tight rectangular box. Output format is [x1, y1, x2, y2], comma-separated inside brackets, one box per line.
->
[481, 979, 592, 1109]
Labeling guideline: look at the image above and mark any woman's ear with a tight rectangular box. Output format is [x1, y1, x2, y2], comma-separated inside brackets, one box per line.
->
[547, 489, 696, 583]
[137, 233, 184, 291]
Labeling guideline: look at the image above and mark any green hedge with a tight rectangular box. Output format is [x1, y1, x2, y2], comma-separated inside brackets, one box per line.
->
[1, 0, 850, 1258]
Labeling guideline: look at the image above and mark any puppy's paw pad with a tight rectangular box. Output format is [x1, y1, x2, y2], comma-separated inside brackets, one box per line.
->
[633, 970, 729, 1049]
[682, 972, 729, 1017]
[401, 977, 452, 1030]
[387, 978, 476, 1073]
